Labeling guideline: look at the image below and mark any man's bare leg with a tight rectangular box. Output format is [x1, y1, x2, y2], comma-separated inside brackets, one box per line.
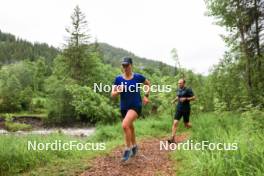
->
[184, 122, 192, 128]
[170, 120, 179, 142]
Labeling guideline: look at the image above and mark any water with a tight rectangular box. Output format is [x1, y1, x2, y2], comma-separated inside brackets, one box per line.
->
[0, 128, 95, 137]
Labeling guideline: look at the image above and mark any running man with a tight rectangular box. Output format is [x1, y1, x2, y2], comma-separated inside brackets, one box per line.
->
[169, 79, 195, 143]
[111, 57, 150, 162]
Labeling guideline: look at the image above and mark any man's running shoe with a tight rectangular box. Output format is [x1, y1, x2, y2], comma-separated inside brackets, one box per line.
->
[131, 145, 138, 157]
[121, 149, 131, 162]
[184, 123, 192, 128]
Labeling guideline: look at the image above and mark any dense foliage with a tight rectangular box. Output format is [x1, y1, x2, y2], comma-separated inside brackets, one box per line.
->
[0, 30, 58, 66]
[1, 2, 263, 125]
[205, 0, 264, 110]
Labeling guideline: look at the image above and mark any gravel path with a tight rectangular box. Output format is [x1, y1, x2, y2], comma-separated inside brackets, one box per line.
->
[81, 133, 188, 176]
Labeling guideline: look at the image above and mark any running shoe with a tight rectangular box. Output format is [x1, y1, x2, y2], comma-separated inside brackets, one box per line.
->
[121, 149, 131, 162]
[131, 145, 138, 157]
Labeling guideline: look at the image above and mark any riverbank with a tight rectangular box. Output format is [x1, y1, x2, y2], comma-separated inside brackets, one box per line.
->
[0, 113, 95, 137]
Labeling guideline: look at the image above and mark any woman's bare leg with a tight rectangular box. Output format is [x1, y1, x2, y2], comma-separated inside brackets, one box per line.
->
[122, 109, 138, 148]
[130, 123, 136, 145]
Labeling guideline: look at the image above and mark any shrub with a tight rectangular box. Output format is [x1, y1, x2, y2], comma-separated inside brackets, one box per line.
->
[66, 84, 119, 124]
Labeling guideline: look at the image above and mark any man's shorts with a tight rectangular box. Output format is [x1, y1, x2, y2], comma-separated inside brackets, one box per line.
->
[174, 110, 190, 123]
[121, 107, 142, 119]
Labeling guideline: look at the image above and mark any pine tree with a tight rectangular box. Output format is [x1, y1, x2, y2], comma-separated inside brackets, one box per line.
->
[64, 5, 91, 84]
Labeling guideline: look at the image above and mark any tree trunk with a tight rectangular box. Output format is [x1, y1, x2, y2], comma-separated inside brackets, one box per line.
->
[254, 0, 262, 70]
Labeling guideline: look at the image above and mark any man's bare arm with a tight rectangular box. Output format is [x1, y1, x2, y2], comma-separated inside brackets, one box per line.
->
[179, 96, 196, 102]
[187, 96, 196, 101]
[171, 96, 178, 104]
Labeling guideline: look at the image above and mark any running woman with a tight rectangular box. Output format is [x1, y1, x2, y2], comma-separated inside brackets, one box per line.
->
[111, 57, 150, 162]
[169, 79, 195, 143]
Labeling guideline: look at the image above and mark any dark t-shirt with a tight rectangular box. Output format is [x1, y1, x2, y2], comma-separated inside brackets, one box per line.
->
[113, 73, 146, 110]
[176, 87, 194, 111]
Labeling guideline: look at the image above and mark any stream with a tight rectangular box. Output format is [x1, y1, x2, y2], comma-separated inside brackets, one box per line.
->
[0, 127, 96, 137]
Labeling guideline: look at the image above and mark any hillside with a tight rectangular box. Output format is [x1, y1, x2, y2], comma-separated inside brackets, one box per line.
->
[0, 30, 175, 76]
[0, 30, 59, 65]
[98, 43, 175, 75]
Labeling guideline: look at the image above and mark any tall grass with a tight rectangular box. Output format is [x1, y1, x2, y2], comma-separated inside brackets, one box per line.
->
[2, 110, 262, 176]
[173, 111, 264, 176]
[0, 111, 175, 176]
[0, 134, 91, 175]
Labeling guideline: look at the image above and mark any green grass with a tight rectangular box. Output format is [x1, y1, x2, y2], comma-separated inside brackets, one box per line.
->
[4, 122, 32, 132]
[0, 111, 176, 176]
[0, 112, 47, 120]
[1, 110, 263, 176]
[172, 111, 264, 176]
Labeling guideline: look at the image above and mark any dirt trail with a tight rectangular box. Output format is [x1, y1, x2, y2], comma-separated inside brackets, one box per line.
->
[80, 133, 188, 176]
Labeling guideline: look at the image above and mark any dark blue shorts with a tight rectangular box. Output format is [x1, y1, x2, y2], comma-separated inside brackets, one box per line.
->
[120, 107, 142, 119]
[175, 110, 190, 123]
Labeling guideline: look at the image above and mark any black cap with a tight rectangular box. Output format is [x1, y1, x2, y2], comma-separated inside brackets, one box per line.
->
[121, 57, 133, 65]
